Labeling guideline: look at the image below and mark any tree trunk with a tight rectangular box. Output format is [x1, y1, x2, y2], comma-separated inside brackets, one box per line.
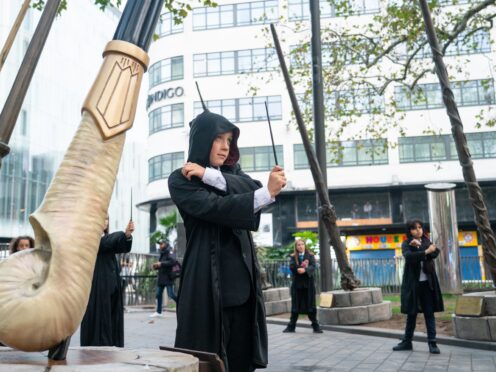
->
[270, 24, 360, 290]
[419, 0, 496, 283]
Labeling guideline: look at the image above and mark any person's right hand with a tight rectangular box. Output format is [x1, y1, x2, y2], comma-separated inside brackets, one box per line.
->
[267, 165, 286, 197]
[425, 244, 436, 255]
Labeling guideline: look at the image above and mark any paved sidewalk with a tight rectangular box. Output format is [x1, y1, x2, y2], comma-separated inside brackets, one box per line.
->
[71, 310, 496, 371]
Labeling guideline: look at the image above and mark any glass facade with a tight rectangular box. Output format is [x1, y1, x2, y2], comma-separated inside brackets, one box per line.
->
[0, 143, 53, 225]
[192, 0, 278, 30]
[289, 0, 380, 21]
[193, 96, 282, 123]
[149, 56, 184, 88]
[239, 145, 283, 171]
[149, 103, 184, 134]
[294, 139, 388, 169]
[193, 48, 277, 77]
[157, 12, 183, 37]
[398, 29, 491, 59]
[395, 79, 495, 110]
[148, 152, 184, 182]
[399, 131, 496, 163]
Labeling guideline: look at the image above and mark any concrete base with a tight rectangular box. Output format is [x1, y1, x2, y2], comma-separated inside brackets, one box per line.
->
[464, 291, 496, 315]
[264, 287, 291, 316]
[453, 291, 496, 342]
[0, 347, 198, 371]
[318, 301, 392, 325]
[453, 315, 496, 341]
[330, 287, 383, 307]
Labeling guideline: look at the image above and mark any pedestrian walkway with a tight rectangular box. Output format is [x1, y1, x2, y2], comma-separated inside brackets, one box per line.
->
[71, 310, 496, 371]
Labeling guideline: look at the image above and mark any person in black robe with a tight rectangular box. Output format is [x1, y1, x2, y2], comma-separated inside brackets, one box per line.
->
[283, 239, 323, 333]
[168, 108, 286, 372]
[150, 239, 177, 317]
[393, 219, 444, 354]
[80, 216, 134, 347]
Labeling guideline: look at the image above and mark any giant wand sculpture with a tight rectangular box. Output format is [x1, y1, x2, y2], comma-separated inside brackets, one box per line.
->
[0, 0, 162, 352]
[270, 24, 360, 291]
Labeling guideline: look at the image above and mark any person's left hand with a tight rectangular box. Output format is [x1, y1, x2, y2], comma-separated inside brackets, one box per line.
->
[182, 162, 206, 181]
[125, 221, 135, 238]
[297, 268, 305, 274]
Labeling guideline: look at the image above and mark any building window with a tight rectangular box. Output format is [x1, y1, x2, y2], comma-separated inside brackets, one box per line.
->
[293, 144, 309, 169]
[399, 136, 449, 163]
[295, 139, 388, 169]
[289, 0, 379, 21]
[193, 48, 277, 77]
[148, 152, 184, 182]
[399, 29, 491, 60]
[149, 56, 184, 88]
[400, 132, 496, 163]
[149, 104, 184, 134]
[240, 145, 283, 171]
[157, 12, 183, 37]
[395, 79, 495, 111]
[329, 88, 384, 115]
[193, 0, 278, 31]
[456, 132, 496, 160]
[329, 139, 389, 166]
[194, 96, 282, 123]
[296, 88, 384, 116]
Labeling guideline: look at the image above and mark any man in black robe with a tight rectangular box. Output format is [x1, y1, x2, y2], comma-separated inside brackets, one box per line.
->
[168, 109, 286, 371]
[80, 218, 134, 347]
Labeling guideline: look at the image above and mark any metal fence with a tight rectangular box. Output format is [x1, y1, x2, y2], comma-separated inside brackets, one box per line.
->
[0, 250, 492, 305]
[262, 256, 494, 295]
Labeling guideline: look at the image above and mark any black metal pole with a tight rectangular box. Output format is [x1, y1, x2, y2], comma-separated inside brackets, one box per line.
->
[418, 0, 496, 283]
[310, 0, 332, 291]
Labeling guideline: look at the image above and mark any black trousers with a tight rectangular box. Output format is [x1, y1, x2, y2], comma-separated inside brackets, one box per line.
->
[289, 310, 318, 326]
[404, 281, 436, 341]
[223, 300, 254, 372]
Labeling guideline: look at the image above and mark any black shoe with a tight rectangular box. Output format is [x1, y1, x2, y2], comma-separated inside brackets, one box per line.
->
[392, 340, 412, 351]
[428, 341, 440, 354]
[312, 323, 323, 333]
[282, 325, 295, 333]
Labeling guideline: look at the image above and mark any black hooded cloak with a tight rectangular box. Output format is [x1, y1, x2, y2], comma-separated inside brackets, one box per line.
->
[289, 251, 317, 314]
[400, 235, 444, 315]
[80, 231, 132, 347]
[168, 110, 268, 369]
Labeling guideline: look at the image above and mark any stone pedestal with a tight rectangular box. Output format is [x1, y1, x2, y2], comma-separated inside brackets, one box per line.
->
[0, 347, 198, 371]
[318, 287, 392, 325]
[263, 287, 291, 316]
[453, 291, 496, 341]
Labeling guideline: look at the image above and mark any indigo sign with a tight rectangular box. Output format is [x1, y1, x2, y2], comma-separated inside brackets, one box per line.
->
[147, 86, 184, 109]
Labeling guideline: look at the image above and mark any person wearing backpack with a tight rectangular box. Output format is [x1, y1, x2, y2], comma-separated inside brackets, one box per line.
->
[150, 239, 178, 317]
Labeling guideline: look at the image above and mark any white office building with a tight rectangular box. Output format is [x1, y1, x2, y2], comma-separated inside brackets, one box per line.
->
[139, 0, 495, 274]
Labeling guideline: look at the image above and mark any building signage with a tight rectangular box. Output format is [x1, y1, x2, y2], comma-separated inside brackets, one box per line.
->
[345, 231, 478, 251]
[147, 86, 184, 109]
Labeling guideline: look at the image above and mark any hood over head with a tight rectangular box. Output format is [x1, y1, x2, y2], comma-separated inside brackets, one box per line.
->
[187, 110, 240, 168]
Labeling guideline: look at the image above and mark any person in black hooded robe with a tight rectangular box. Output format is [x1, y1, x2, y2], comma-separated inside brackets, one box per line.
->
[80, 216, 134, 347]
[168, 108, 286, 372]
